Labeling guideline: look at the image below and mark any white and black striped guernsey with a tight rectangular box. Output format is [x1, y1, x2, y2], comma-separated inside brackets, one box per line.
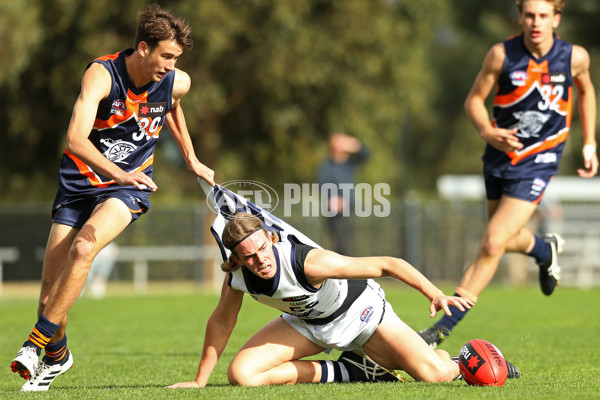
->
[228, 241, 368, 324]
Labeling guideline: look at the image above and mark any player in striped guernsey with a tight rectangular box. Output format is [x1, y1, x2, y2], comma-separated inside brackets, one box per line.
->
[420, 0, 598, 348]
[167, 212, 478, 387]
[10, 4, 214, 391]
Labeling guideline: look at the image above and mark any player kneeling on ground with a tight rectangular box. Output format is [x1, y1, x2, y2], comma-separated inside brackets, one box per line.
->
[167, 212, 519, 387]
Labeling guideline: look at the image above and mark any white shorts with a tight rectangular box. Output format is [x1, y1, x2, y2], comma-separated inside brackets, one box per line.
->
[282, 280, 403, 353]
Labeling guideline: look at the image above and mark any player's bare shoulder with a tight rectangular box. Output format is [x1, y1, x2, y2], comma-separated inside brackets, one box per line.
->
[80, 62, 112, 101]
[172, 68, 191, 102]
[571, 45, 591, 78]
[483, 42, 507, 74]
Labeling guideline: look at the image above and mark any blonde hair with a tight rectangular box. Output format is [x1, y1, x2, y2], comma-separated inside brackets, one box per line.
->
[220, 212, 280, 273]
[515, 0, 565, 15]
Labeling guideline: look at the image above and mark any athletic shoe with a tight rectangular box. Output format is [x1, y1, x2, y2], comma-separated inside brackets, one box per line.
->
[338, 351, 403, 382]
[451, 356, 463, 380]
[452, 357, 520, 380]
[506, 360, 521, 379]
[21, 350, 73, 392]
[538, 233, 564, 296]
[418, 326, 451, 349]
[10, 346, 39, 380]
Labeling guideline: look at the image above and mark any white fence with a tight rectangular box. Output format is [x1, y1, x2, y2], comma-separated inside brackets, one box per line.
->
[438, 175, 600, 287]
[0, 247, 19, 297]
[2, 177, 600, 296]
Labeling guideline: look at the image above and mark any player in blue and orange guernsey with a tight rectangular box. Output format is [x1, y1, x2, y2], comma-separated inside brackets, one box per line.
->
[420, 0, 598, 348]
[10, 4, 215, 391]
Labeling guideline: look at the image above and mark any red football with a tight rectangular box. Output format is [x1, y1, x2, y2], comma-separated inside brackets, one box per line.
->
[458, 339, 508, 386]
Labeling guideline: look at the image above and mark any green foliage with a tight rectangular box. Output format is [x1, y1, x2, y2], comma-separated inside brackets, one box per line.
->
[1, 285, 599, 398]
[176, 0, 450, 194]
[1, 1, 599, 202]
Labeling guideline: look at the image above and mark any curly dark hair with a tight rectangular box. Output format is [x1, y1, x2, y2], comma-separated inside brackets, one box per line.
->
[135, 4, 193, 51]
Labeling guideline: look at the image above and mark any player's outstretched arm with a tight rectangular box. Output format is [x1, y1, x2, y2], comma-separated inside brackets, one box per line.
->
[166, 69, 215, 186]
[67, 63, 158, 191]
[303, 249, 473, 318]
[464, 44, 523, 153]
[572, 45, 599, 178]
[166, 276, 243, 388]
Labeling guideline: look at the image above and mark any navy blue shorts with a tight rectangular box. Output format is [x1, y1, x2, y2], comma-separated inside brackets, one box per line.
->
[51, 189, 151, 229]
[484, 175, 552, 204]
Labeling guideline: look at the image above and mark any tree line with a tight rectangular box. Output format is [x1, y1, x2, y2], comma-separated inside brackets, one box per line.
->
[1, 0, 598, 203]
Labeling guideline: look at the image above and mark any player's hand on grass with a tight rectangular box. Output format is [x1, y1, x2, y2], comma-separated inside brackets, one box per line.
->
[165, 381, 202, 389]
[429, 295, 474, 318]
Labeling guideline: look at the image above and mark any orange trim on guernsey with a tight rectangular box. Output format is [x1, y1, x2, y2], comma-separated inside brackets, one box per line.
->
[65, 151, 154, 188]
[95, 51, 120, 62]
[66, 151, 107, 187]
[94, 90, 148, 131]
[494, 59, 548, 106]
[494, 60, 571, 116]
[507, 128, 570, 165]
[494, 59, 573, 166]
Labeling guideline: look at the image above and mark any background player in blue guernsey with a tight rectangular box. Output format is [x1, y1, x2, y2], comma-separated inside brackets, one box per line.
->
[166, 212, 481, 387]
[419, 0, 598, 348]
[10, 4, 215, 391]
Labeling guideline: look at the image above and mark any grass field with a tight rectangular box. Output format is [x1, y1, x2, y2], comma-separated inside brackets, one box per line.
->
[1, 282, 599, 399]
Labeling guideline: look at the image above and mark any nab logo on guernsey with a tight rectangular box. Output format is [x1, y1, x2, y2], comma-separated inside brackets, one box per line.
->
[542, 73, 567, 85]
[221, 180, 280, 214]
[138, 102, 167, 118]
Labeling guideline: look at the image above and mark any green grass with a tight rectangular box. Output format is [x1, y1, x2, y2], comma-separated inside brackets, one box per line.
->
[1, 283, 599, 399]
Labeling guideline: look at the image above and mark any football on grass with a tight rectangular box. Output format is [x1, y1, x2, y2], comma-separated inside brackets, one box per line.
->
[459, 339, 508, 386]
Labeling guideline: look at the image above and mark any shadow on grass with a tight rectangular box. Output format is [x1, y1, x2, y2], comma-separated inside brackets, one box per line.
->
[0, 382, 232, 393]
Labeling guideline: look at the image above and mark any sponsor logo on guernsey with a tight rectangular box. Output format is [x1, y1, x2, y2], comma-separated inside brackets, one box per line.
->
[289, 301, 309, 306]
[138, 102, 167, 118]
[534, 152, 557, 164]
[530, 178, 547, 197]
[111, 99, 127, 116]
[360, 306, 374, 323]
[512, 111, 550, 138]
[510, 70, 528, 86]
[542, 72, 567, 85]
[100, 138, 137, 164]
[283, 295, 309, 302]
